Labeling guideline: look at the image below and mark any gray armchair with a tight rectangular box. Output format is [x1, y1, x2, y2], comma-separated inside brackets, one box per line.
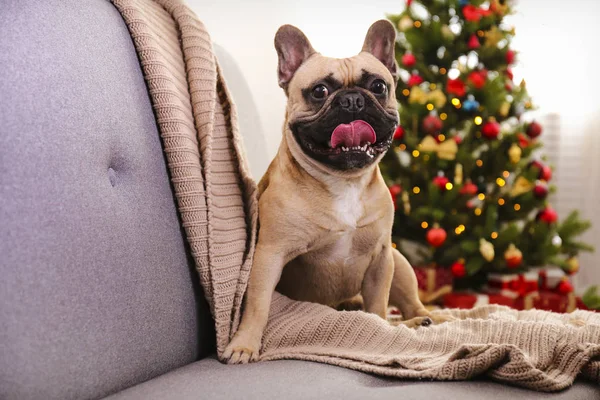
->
[1, 1, 598, 399]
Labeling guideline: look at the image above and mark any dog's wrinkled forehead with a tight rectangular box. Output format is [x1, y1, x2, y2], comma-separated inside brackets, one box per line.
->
[287, 53, 395, 107]
[274, 20, 399, 99]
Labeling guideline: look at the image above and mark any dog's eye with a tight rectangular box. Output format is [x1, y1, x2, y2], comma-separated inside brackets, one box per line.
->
[311, 84, 329, 100]
[370, 79, 387, 95]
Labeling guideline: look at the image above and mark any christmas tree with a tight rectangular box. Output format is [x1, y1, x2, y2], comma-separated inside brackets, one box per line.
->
[384, 0, 593, 290]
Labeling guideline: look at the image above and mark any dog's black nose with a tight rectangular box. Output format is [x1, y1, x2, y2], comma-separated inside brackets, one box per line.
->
[338, 92, 364, 113]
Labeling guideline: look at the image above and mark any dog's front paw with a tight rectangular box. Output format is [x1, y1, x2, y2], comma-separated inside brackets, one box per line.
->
[394, 316, 433, 329]
[429, 314, 457, 324]
[223, 332, 261, 364]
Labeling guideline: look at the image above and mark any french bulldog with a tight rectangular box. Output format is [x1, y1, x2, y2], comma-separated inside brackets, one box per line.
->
[224, 20, 450, 364]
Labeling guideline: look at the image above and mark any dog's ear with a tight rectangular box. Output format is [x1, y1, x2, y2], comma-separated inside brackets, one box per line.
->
[274, 25, 316, 91]
[361, 20, 399, 82]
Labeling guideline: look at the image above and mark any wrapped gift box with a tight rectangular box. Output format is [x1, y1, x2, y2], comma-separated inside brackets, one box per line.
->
[533, 291, 577, 313]
[413, 265, 453, 305]
[487, 272, 539, 296]
[443, 292, 516, 309]
[443, 290, 576, 312]
[538, 268, 567, 291]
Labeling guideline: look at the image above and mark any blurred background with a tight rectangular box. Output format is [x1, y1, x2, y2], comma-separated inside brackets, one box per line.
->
[190, 0, 600, 290]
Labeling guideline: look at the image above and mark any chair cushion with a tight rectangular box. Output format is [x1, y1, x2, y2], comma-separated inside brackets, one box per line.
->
[105, 357, 600, 400]
[0, 0, 212, 399]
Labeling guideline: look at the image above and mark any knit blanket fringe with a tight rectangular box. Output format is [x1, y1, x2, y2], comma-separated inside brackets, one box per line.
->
[111, 0, 600, 392]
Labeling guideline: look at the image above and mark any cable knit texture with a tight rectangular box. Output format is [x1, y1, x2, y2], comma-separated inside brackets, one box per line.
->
[111, 0, 600, 392]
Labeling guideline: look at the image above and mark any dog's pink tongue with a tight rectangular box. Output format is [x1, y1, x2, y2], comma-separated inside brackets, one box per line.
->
[330, 120, 376, 148]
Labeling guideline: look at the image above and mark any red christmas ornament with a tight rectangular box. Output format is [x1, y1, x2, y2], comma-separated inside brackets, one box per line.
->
[393, 125, 405, 140]
[505, 82, 514, 92]
[529, 160, 550, 181]
[433, 175, 450, 191]
[389, 184, 402, 197]
[537, 207, 558, 224]
[517, 133, 530, 147]
[480, 8, 492, 17]
[451, 261, 466, 278]
[422, 115, 443, 134]
[463, 5, 482, 22]
[530, 160, 544, 170]
[506, 68, 514, 80]
[468, 34, 480, 49]
[466, 200, 475, 209]
[389, 184, 402, 210]
[533, 182, 549, 199]
[468, 70, 486, 89]
[454, 136, 463, 144]
[460, 181, 479, 196]
[408, 74, 424, 87]
[447, 79, 466, 97]
[506, 49, 516, 65]
[426, 226, 447, 247]
[557, 279, 574, 294]
[505, 255, 522, 269]
[402, 53, 416, 67]
[406, 0, 413, 6]
[481, 120, 501, 139]
[526, 121, 543, 138]
[504, 244, 523, 269]
[540, 165, 552, 181]
[530, 160, 552, 181]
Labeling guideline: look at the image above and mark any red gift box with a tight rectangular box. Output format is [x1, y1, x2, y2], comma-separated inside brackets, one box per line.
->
[443, 290, 581, 313]
[414, 265, 453, 304]
[538, 268, 567, 291]
[443, 292, 517, 309]
[534, 291, 576, 313]
[443, 290, 540, 310]
[486, 272, 538, 298]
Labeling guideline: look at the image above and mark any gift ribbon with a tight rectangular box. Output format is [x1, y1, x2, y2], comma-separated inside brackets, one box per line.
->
[488, 275, 538, 296]
[418, 285, 453, 304]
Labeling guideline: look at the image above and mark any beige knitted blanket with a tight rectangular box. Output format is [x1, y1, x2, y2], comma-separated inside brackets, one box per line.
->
[111, 0, 600, 392]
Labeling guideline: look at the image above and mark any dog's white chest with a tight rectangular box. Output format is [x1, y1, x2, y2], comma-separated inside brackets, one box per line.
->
[325, 183, 364, 264]
[332, 183, 363, 228]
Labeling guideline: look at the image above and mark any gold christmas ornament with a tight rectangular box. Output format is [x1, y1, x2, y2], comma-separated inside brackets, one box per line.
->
[565, 257, 580, 274]
[479, 238, 495, 262]
[499, 101, 511, 117]
[408, 87, 427, 104]
[428, 89, 447, 108]
[491, 0, 509, 16]
[419, 136, 458, 160]
[510, 176, 534, 197]
[508, 143, 522, 164]
[398, 15, 414, 32]
[504, 244, 523, 268]
[402, 191, 411, 214]
[441, 25, 454, 40]
[408, 87, 446, 108]
[454, 163, 464, 185]
[484, 26, 504, 47]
